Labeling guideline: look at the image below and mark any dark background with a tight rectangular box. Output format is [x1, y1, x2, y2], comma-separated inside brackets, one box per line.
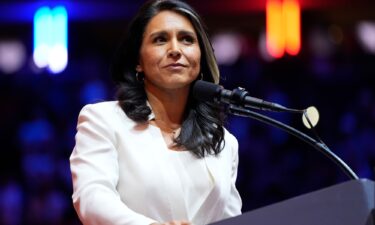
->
[0, 0, 374, 224]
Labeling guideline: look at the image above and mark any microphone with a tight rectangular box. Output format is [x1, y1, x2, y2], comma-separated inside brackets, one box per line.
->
[192, 80, 292, 112]
[192, 81, 359, 180]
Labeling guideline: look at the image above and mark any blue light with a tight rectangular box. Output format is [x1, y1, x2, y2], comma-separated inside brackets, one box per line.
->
[33, 7, 52, 68]
[33, 6, 68, 74]
[52, 7, 68, 50]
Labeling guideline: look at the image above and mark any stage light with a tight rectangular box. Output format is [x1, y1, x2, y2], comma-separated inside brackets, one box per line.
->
[212, 32, 242, 65]
[0, 40, 26, 74]
[33, 6, 68, 74]
[283, 0, 300, 56]
[266, 0, 301, 58]
[266, 0, 285, 58]
[33, 7, 52, 68]
[357, 21, 375, 55]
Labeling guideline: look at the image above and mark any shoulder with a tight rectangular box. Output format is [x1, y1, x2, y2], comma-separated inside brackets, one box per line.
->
[79, 101, 126, 118]
[77, 100, 132, 125]
[225, 128, 240, 161]
[215, 128, 239, 161]
[223, 128, 239, 150]
[80, 100, 119, 113]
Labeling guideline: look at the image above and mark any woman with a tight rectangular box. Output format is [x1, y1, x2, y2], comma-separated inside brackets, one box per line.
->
[69, 0, 242, 224]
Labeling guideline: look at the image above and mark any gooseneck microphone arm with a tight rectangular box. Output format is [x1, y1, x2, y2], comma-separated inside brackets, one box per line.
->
[228, 104, 359, 180]
[192, 80, 359, 180]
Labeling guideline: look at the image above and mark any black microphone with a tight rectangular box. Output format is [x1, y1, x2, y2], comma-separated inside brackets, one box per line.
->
[193, 81, 359, 180]
[192, 80, 291, 112]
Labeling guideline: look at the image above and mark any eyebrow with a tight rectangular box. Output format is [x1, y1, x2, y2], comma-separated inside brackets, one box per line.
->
[148, 30, 197, 39]
[179, 30, 197, 37]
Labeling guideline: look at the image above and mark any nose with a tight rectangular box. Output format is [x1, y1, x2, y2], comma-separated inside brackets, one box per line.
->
[168, 39, 181, 58]
[168, 50, 181, 58]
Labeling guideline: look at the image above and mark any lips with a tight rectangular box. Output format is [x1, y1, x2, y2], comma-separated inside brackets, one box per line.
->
[164, 63, 187, 68]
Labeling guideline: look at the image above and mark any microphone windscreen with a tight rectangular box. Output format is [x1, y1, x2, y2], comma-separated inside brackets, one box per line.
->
[192, 80, 221, 102]
[302, 106, 320, 129]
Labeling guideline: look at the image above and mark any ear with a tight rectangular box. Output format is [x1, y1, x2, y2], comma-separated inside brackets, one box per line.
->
[135, 65, 143, 73]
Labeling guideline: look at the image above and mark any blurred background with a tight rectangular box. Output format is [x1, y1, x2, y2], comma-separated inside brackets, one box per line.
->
[1, 0, 375, 224]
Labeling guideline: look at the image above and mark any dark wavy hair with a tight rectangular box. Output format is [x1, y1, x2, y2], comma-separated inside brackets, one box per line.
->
[111, 0, 225, 157]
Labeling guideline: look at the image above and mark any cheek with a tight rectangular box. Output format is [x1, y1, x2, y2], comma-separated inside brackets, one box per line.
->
[139, 48, 162, 70]
[186, 47, 201, 68]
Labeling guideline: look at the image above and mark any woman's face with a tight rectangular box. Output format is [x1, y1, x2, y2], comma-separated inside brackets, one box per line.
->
[137, 10, 201, 92]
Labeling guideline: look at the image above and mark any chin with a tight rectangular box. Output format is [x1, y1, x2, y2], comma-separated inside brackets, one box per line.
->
[164, 80, 195, 90]
[167, 76, 196, 85]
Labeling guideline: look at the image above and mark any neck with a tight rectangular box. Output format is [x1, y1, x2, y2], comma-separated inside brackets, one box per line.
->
[145, 86, 190, 127]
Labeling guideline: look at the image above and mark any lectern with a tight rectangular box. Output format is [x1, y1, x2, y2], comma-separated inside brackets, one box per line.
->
[211, 179, 374, 225]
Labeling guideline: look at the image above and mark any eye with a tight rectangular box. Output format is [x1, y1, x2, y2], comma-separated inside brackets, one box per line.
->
[181, 35, 196, 44]
[153, 36, 167, 44]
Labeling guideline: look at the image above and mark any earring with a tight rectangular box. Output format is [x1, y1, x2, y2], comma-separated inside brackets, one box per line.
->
[136, 72, 144, 83]
[200, 73, 204, 80]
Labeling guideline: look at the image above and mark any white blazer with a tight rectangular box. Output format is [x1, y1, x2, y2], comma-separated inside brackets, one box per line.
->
[70, 101, 242, 225]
